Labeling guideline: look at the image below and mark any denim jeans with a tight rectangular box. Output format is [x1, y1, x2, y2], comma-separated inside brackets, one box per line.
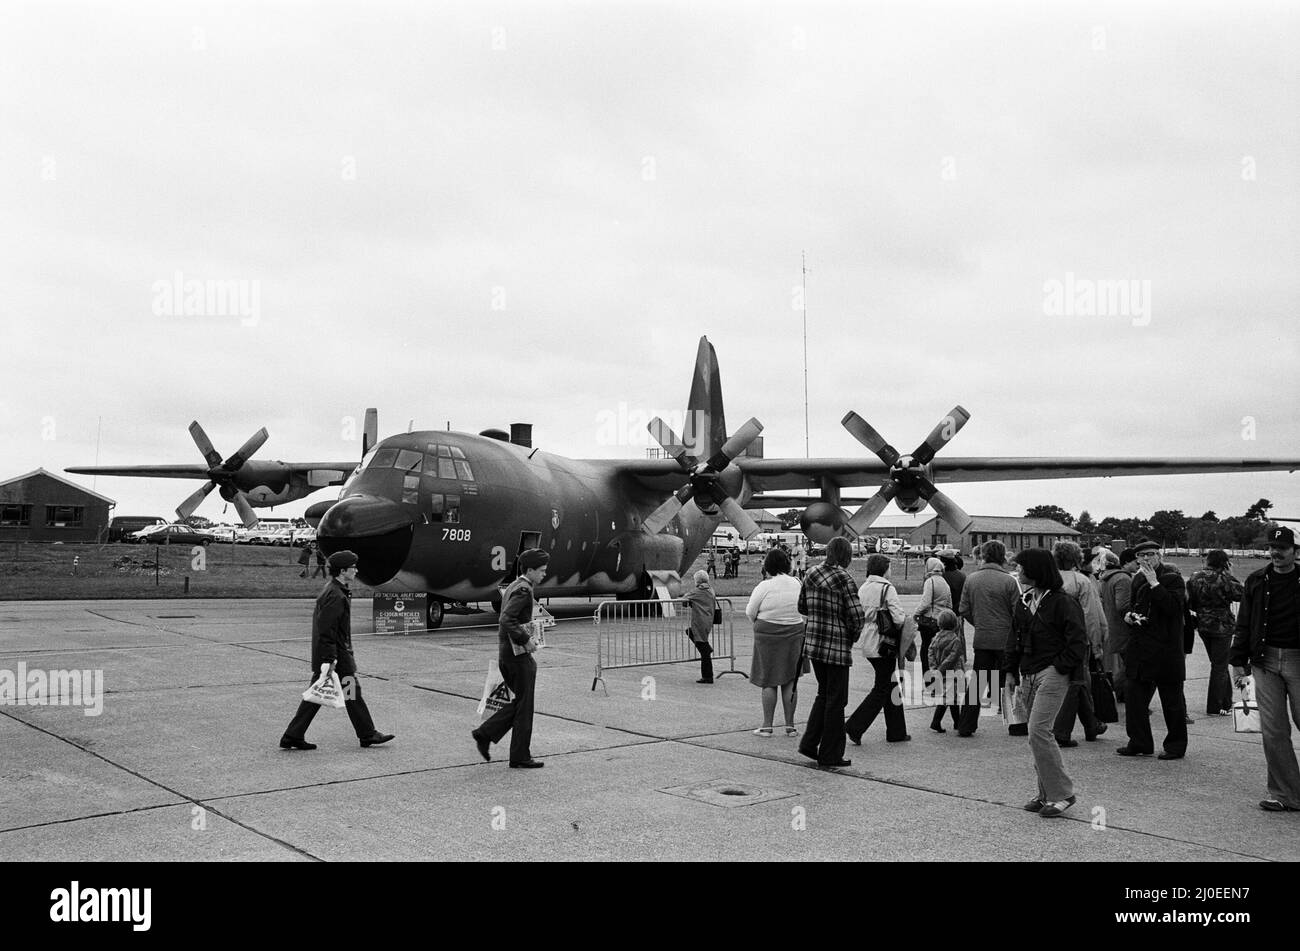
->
[1254, 646, 1300, 809]
[1023, 667, 1073, 802]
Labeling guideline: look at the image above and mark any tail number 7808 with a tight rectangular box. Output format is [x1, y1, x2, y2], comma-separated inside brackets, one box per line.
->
[442, 528, 472, 542]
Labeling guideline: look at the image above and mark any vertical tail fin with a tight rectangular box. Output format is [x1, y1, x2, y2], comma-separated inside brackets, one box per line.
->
[683, 337, 726, 458]
[362, 408, 378, 457]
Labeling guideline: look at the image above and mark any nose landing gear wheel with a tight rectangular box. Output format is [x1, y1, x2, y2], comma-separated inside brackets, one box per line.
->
[426, 598, 445, 630]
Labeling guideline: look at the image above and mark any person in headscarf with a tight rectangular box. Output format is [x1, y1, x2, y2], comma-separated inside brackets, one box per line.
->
[683, 569, 717, 684]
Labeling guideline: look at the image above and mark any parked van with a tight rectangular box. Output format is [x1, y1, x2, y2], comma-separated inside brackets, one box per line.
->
[107, 516, 167, 543]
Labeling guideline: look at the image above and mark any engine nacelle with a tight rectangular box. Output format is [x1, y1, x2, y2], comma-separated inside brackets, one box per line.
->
[800, 501, 847, 544]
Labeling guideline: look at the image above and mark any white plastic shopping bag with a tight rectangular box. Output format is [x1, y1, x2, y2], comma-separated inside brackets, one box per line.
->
[302, 663, 346, 708]
[1233, 679, 1261, 734]
[476, 660, 514, 721]
[1001, 679, 1028, 727]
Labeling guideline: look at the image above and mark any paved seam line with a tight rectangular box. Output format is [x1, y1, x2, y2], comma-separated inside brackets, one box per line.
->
[0, 706, 323, 862]
[665, 734, 1278, 862]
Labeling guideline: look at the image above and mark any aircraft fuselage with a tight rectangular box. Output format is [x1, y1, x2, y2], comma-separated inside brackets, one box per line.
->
[315, 431, 720, 600]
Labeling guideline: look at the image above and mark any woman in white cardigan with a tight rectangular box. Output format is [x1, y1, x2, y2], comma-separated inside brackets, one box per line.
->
[746, 547, 806, 736]
[847, 554, 911, 744]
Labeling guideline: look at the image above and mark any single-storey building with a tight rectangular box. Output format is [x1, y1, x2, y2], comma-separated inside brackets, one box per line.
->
[907, 514, 1081, 554]
[0, 469, 116, 542]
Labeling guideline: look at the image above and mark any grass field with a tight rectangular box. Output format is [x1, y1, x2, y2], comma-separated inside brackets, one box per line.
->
[0, 541, 377, 600]
[0, 541, 1271, 602]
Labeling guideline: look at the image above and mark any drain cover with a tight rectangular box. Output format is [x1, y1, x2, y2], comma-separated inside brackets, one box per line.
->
[658, 779, 795, 809]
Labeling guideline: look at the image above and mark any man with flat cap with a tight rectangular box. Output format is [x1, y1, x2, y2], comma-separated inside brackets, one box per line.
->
[472, 548, 548, 768]
[1232, 525, 1300, 811]
[280, 550, 395, 750]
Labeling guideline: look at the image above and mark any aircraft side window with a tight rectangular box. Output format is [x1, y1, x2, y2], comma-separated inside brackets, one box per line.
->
[436, 445, 453, 458]
[429, 493, 444, 521]
[395, 449, 422, 472]
[454, 460, 473, 481]
[437, 457, 457, 480]
[402, 475, 419, 505]
[445, 494, 460, 524]
[370, 447, 398, 469]
[449, 446, 466, 459]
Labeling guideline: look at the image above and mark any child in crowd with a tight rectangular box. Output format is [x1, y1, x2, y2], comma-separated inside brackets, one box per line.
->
[928, 608, 966, 733]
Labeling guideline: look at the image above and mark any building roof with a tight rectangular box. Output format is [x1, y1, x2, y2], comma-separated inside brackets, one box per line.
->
[0, 468, 117, 506]
[916, 515, 1080, 535]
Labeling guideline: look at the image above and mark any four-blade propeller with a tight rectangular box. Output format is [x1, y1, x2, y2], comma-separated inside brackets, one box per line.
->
[175, 422, 269, 527]
[842, 406, 974, 536]
[640, 416, 765, 539]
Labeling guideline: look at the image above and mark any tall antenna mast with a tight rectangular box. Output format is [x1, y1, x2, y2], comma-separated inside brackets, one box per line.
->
[93, 416, 102, 490]
[802, 251, 809, 459]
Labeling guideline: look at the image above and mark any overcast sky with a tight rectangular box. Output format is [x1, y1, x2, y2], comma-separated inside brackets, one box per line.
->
[2, 0, 1297, 525]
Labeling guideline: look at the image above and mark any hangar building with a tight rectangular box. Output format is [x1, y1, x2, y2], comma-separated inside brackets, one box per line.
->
[908, 514, 1081, 554]
[0, 469, 116, 542]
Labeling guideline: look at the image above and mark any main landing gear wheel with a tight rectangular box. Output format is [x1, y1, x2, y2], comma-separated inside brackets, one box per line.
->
[426, 598, 445, 630]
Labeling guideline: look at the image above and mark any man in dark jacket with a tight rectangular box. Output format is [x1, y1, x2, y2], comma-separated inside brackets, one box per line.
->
[1116, 541, 1187, 759]
[281, 550, 395, 750]
[1231, 526, 1300, 811]
[956, 541, 1021, 736]
[472, 548, 549, 768]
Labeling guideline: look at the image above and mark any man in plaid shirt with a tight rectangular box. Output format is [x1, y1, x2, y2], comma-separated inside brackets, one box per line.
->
[797, 536, 867, 768]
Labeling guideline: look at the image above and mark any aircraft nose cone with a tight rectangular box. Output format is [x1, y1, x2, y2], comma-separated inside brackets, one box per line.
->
[316, 494, 413, 587]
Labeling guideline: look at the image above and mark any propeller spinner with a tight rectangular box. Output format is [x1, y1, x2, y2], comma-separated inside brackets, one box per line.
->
[842, 406, 974, 535]
[174, 422, 269, 527]
[640, 416, 764, 539]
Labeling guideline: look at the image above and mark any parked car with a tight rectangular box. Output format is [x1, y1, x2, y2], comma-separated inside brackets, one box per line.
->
[130, 523, 211, 546]
[107, 516, 167, 543]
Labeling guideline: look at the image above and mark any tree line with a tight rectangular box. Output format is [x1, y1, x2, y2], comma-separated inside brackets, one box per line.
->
[1025, 499, 1278, 549]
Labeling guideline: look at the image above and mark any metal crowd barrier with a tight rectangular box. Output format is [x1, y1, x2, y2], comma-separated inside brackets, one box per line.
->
[591, 597, 747, 694]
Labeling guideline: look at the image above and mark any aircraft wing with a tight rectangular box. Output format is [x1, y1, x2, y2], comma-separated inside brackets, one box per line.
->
[66, 464, 214, 479]
[65, 462, 358, 480]
[726, 456, 1300, 492]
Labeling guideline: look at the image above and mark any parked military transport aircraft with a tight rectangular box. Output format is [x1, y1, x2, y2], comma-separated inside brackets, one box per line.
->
[70, 337, 1300, 627]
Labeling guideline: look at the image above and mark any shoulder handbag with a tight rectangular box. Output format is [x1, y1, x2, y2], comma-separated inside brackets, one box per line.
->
[875, 584, 899, 655]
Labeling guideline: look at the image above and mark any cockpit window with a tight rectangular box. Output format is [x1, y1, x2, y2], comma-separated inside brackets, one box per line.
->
[369, 447, 398, 469]
[394, 449, 422, 472]
[421, 443, 474, 482]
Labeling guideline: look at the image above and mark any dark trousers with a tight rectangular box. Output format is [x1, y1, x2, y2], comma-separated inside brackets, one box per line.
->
[919, 623, 937, 675]
[847, 655, 908, 741]
[957, 649, 1003, 735]
[1124, 678, 1188, 755]
[284, 672, 377, 741]
[801, 660, 850, 765]
[929, 667, 963, 727]
[1199, 631, 1233, 714]
[1054, 665, 1101, 741]
[693, 639, 714, 682]
[476, 652, 537, 764]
